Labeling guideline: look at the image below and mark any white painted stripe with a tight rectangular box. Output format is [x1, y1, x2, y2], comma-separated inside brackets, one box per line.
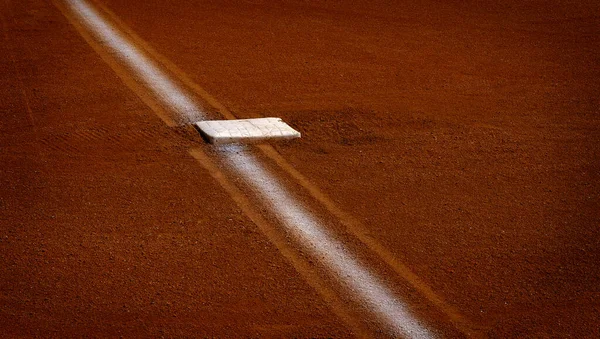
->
[62, 0, 435, 336]
[220, 144, 433, 338]
[66, 0, 204, 124]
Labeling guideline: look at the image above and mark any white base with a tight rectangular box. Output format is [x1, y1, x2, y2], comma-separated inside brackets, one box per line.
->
[194, 118, 301, 144]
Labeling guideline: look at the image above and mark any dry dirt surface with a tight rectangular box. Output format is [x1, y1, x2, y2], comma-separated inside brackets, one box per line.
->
[1, 0, 599, 337]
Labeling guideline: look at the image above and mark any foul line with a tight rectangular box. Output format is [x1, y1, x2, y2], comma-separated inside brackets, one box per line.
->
[189, 148, 372, 338]
[53, 0, 204, 127]
[257, 145, 483, 338]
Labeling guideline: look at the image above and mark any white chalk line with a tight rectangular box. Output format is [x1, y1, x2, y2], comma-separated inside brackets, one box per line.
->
[61, 0, 435, 337]
[220, 144, 433, 338]
[64, 0, 203, 125]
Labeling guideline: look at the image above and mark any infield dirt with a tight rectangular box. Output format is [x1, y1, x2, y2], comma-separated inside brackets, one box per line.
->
[1, 0, 599, 337]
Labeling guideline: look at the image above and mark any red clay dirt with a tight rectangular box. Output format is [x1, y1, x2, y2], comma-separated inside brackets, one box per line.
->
[1, 0, 599, 337]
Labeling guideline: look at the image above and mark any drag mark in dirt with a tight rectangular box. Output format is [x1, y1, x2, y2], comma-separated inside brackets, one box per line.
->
[0, 0, 36, 129]
[37, 127, 158, 155]
[55, 0, 437, 336]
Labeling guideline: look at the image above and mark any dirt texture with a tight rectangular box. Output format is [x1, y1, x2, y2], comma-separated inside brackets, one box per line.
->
[1, 0, 599, 337]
